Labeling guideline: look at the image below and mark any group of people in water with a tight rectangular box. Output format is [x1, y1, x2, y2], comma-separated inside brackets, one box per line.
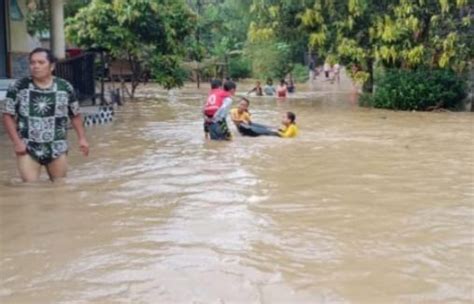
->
[247, 77, 295, 98]
[202, 79, 298, 141]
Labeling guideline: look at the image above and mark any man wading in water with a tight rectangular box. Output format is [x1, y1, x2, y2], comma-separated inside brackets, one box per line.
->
[2, 48, 89, 182]
[203, 81, 236, 140]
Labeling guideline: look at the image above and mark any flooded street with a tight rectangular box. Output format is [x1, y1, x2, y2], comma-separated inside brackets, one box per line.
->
[1, 80, 473, 303]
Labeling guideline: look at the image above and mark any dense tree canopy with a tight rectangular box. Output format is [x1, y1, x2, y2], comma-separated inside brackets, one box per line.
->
[66, 0, 196, 95]
[26, 0, 472, 98]
[241, 0, 472, 92]
[299, 0, 473, 91]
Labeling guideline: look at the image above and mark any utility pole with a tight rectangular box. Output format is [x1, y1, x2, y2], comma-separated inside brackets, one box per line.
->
[50, 0, 66, 59]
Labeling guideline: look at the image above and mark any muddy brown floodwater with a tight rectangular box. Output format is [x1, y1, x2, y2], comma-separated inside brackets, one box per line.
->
[0, 77, 473, 303]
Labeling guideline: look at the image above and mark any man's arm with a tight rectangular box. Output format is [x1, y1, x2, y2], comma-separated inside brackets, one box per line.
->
[2, 114, 26, 155]
[66, 81, 89, 157]
[70, 114, 89, 156]
[213, 97, 233, 122]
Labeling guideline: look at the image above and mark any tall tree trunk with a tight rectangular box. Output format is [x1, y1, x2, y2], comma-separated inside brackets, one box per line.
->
[128, 55, 141, 99]
[363, 58, 374, 93]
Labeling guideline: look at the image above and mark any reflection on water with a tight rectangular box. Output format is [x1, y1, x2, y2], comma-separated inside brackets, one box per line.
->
[0, 80, 473, 303]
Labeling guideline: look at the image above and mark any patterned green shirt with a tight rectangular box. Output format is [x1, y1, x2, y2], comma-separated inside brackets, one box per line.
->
[2, 77, 80, 163]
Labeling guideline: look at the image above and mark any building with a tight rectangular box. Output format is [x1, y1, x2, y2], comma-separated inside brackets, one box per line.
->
[1, 0, 66, 79]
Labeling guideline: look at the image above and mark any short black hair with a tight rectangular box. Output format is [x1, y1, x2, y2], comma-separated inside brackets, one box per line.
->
[210, 79, 222, 89]
[287, 112, 296, 123]
[241, 97, 250, 105]
[29, 47, 57, 64]
[223, 81, 236, 91]
[280, 79, 286, 85]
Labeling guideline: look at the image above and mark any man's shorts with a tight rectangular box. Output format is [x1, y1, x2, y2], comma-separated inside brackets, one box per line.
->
[209, 120, 231, 140]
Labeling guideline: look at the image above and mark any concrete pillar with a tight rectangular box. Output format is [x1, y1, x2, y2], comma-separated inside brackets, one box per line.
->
[50, 0, 65, 59]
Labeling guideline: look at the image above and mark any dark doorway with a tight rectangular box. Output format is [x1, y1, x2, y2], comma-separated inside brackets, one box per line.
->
[0, 0, 8, 78]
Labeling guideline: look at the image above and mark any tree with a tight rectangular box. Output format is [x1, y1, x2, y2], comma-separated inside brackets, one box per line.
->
[373, 0, 473, 71]
[247, 0, 313, 63]
[185, 0, 253, 82]
[246, 39, 293, 80]
[66, 0, 196, 97]
[300, 0, 473, 92]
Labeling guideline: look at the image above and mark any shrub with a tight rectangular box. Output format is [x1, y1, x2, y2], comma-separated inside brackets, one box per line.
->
[291, 63, 309, 83]
[358, 93, 374, 108]
[229, 56, 252, 79]
[368, 69, 467, 111]
[246, 40, 292, 80]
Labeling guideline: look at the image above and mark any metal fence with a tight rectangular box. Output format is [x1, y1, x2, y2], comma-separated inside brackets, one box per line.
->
[55, 53, 96, 104]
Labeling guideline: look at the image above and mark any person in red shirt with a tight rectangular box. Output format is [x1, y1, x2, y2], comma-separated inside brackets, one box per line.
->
[203, 80, 236, 140]
[203, 79, 223, 139]
[277, 79, 288, 98]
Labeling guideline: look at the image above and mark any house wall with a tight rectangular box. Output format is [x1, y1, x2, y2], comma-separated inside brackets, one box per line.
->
[0, 0, 8, 78]
[8, 0, 40, 78]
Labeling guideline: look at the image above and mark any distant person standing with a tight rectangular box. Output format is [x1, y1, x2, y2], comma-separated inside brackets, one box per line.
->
[324, 61, 331, 80]
[287, 74, 295, 93]
[333, 63, 341, 84]
[277, 79, 288, 98]
[2, 48, 89, 182]
[247, 80, 263, 96]
[264, 78, 276, 96]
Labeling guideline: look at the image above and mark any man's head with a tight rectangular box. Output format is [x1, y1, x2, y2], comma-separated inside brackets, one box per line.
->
[211, 79, 222, 90]
[223, 81, 236, 96]
[282, 111, 296, 126]
[29, 48, 56, 80]
[266, 78, 273, 86]
[256, 80, 261, 86]
[238, 98, 250, 112]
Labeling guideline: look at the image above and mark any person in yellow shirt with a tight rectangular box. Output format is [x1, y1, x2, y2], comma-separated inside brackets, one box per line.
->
[278, 112, 298, 138]
[230, 98, 252, 127]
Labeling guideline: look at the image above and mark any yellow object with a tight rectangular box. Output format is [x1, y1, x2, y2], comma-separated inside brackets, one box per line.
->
[279, 124, 299, 138]
[230, 108, 251, 124]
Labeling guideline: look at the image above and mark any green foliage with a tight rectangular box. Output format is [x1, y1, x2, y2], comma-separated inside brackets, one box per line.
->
[66, 0, 196, 94]
[291, 64, 309, 83]
[26, 0, 91, 36]
[26, 9, 49, 36]
[300, 0, 472, 92]
[229, 56, 252, 79]
[151, 55, 189, 90]
[248, 0, 311, 63]
[358, 93, 374, 108]
[186, 0, 252, 75]
[366, 69, 467, 110]
[246, 39, 293, 80]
